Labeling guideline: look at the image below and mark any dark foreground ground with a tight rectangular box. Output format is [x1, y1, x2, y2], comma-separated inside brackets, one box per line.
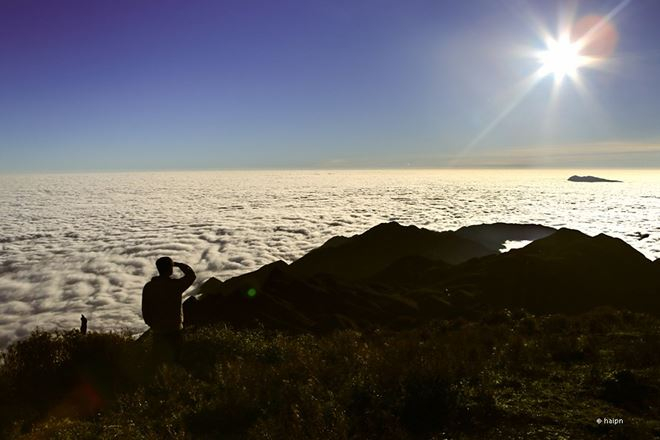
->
[1, 308, 660, 439]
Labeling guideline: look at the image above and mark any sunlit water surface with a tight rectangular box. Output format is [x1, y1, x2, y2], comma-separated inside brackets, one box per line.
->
[1, 169, 659, 347]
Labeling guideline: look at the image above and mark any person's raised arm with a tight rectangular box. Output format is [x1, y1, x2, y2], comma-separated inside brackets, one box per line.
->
[173, 262, 196, 290]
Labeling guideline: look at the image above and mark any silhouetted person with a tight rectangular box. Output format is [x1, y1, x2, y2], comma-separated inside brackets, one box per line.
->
[142, 257, 196, 363]
[80, 314, 87, 335]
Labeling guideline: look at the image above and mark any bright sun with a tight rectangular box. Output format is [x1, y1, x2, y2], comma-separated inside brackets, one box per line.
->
[537, 36, 588, 81]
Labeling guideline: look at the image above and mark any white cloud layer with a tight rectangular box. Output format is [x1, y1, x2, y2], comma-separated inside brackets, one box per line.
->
[0, 169, 658, 348]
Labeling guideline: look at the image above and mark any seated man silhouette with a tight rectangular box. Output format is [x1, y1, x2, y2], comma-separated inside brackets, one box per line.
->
[142, 257, 196, 362]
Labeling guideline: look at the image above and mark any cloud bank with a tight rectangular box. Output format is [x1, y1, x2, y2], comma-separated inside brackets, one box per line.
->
[0, 169, 658, 348]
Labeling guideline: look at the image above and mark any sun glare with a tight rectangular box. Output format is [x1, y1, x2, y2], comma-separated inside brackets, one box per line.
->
[537, 36, 588, 81]
[458, 0, 628, 154]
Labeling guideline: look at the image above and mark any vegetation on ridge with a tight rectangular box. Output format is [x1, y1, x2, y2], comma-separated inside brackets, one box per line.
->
[1, 308, 660, 439]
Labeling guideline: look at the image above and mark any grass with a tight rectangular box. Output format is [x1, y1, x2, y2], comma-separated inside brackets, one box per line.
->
[1, 308, 660, 439]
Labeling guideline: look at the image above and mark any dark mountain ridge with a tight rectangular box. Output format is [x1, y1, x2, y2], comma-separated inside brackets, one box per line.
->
[184, 222, 659, 331]
[288, 222, 493, 280]
[441, 228, 658, 314]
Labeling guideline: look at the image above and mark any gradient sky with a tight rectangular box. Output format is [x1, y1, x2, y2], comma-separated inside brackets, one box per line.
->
[2, 0, 660, 171]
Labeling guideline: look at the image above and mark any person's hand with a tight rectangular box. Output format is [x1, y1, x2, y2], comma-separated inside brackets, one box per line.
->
[173, 262, 182, 268]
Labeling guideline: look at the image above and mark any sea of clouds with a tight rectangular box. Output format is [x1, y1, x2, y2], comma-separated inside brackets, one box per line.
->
[1, 169, 659, 348]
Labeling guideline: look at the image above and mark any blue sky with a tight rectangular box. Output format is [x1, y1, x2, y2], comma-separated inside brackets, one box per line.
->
[1, 0, 660, 171]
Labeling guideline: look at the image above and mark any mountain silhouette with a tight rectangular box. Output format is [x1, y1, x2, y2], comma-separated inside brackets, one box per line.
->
[288, 222, 495, 280]
[442, 228, 659, 314]
[184, 222, 660, 331]
[456, 222, 555, 250]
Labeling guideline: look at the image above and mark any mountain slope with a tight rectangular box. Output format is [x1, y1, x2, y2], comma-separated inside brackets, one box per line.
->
[184, 223, 660, 331]
[288, 222, 494, 280]
[442, 228, 659, 313]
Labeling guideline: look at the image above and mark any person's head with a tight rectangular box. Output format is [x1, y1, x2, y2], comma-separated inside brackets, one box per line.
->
[156, 256, 174, 277]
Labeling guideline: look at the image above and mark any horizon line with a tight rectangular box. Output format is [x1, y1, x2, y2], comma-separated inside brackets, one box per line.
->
[2, 166, 660, 175]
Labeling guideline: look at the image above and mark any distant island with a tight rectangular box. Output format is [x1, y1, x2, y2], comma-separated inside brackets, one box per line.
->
[568, 175, 622, 182]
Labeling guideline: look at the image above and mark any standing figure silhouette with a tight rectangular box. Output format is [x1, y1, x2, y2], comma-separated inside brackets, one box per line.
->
[80, 314, 87, 335]
[142, 257, 196, 362]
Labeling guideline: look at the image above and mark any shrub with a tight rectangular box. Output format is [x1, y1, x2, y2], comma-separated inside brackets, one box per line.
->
[1, 310, 659, 439]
